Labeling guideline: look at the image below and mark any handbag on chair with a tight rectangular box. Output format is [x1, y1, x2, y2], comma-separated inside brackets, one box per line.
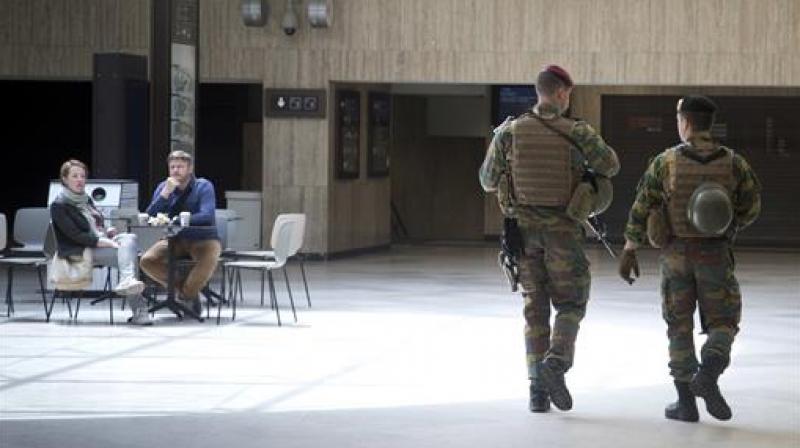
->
[50, 248, 93, 290]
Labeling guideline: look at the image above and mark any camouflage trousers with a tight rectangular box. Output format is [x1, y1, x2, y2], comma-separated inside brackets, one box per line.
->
[660, 239, 741, 382]
[518, 226, 590, 380]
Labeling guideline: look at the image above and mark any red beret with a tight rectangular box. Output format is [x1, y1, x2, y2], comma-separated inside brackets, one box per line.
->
[542, 64, 574, 88]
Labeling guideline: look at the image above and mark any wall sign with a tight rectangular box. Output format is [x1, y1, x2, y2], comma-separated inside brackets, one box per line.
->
[491, 85, 537, 126]
[265, 88, 326, 118]
[335, 90, 361, 179]
[367, 92, 391, 177]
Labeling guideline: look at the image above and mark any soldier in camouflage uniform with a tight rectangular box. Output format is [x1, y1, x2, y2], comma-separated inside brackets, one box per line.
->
[619, 95, 761, 422]
[479, 65, 620, 413]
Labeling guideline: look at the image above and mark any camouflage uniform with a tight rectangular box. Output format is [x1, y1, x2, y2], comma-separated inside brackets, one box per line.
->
[624, 132, 761, 382]
[480, 103, 620, 380]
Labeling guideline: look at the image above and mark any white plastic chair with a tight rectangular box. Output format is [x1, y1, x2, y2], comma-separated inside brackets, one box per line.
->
[232, 213, 311, 307]
[223, 214, 297, 325]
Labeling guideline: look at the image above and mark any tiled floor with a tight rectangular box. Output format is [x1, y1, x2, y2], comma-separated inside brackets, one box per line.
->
[1, 244, 799, 448]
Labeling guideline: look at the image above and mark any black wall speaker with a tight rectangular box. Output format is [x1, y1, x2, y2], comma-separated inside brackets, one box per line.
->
[92, 53, 149, 185]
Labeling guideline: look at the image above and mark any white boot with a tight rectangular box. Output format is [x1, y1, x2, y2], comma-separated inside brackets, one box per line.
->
[115, 277, 145, 296]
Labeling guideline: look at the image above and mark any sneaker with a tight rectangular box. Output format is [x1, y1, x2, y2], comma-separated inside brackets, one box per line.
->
[115, 277, 145, 296]
[127, 308, 153, 326]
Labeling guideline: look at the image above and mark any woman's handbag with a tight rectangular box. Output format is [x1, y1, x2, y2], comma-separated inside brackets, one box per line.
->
[50, 248, 93, 290]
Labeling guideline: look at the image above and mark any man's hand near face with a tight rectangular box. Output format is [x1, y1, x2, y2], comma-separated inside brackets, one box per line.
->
[160, 177, 180, 199]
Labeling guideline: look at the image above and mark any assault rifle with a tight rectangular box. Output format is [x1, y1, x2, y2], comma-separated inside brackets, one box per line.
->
[585, 215, 617, 259]
[498, 217, 524, 292]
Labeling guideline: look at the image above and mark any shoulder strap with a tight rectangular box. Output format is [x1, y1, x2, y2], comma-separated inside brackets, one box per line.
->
[530, 113, 584, 155]
[500, 123, 518, 206]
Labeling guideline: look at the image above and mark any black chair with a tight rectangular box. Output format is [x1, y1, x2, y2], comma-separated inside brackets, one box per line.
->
[137, 211, 235, 324]
[0, 212, 48, 317]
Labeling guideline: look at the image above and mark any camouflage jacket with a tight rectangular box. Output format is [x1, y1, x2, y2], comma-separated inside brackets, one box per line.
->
[623, 132, 762, 246]
[479, 103, 620, 230]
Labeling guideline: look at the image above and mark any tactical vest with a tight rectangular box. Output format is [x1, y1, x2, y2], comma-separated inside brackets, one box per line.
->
[665, 145, 734, 238]
[510, 115, 575, 207]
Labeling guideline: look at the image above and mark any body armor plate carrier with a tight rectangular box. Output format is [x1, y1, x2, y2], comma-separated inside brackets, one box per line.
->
[666, 145, 734, 238]
[510, 116, 575, 207]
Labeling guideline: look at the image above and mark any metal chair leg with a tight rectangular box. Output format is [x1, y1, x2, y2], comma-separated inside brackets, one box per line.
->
[74, 294, 82, 320]
[283, 267, 297, 323]
[37, 265, 48, 317]
[5, 265, 13, 317]
[237, 268, 244, 307]
[217, 265, 226, 325]
[267, 270, 281, 326]
[260, 270, 265, 307]
[46, 291, 59, 322]
[238, 267, 245, 304]
[105, 267, 112, 290]
[231, 266, 238, 321]
[299, 257, 311, 307]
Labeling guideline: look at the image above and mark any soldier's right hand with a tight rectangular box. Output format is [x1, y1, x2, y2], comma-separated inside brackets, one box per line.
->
[618, 249, 640, 285]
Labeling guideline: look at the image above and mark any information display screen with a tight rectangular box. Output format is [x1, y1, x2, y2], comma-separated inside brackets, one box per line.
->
[491, 85, 537, 127]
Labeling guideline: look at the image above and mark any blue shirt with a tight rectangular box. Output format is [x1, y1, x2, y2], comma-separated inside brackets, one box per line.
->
[146, 176, 218, 240]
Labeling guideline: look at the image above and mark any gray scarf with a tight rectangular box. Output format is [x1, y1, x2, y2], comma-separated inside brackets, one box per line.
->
[58, 188, 102, 238]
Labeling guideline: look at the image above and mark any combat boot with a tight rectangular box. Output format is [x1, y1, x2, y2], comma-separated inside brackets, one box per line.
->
[665, 381, 699, 422]
[538, 358, 572, 411]
[529, 380, 550, 413]
[690, 355, 732, 421]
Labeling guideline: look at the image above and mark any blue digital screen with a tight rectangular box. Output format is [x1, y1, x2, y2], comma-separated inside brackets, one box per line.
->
[492, 85, 537, 126]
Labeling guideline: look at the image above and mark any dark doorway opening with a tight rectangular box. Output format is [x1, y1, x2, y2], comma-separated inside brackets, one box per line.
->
[196, 83, 263, 206]
[0, 80, 92, 236]
[391, 92, 488, 242]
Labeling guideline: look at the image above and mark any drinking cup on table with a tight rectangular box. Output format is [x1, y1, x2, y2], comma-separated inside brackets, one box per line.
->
[138, 213, 150, 225]
[179, 211, 191, 227]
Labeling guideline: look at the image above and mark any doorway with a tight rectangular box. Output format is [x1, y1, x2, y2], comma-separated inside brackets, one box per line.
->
[389, 85, 490, 242]
[196, 83, 263, 205]
[0, 80, 92, 233]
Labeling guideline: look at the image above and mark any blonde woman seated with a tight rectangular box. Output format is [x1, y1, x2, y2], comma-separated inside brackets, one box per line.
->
[49, 159, 151, 325]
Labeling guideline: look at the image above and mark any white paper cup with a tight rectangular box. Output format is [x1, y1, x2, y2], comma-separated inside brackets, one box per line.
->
[179, 211, 191, 227]
[138, 213, 150, 225]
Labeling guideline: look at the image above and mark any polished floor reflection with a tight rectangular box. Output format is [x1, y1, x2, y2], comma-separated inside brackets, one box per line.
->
[1, 245, 799, 448]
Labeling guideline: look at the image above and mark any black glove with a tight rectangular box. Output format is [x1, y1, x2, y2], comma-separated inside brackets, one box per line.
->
[618, 249, 640, 285]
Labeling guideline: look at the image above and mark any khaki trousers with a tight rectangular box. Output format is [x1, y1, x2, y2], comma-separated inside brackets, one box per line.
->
[140, 238, 222, 300]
